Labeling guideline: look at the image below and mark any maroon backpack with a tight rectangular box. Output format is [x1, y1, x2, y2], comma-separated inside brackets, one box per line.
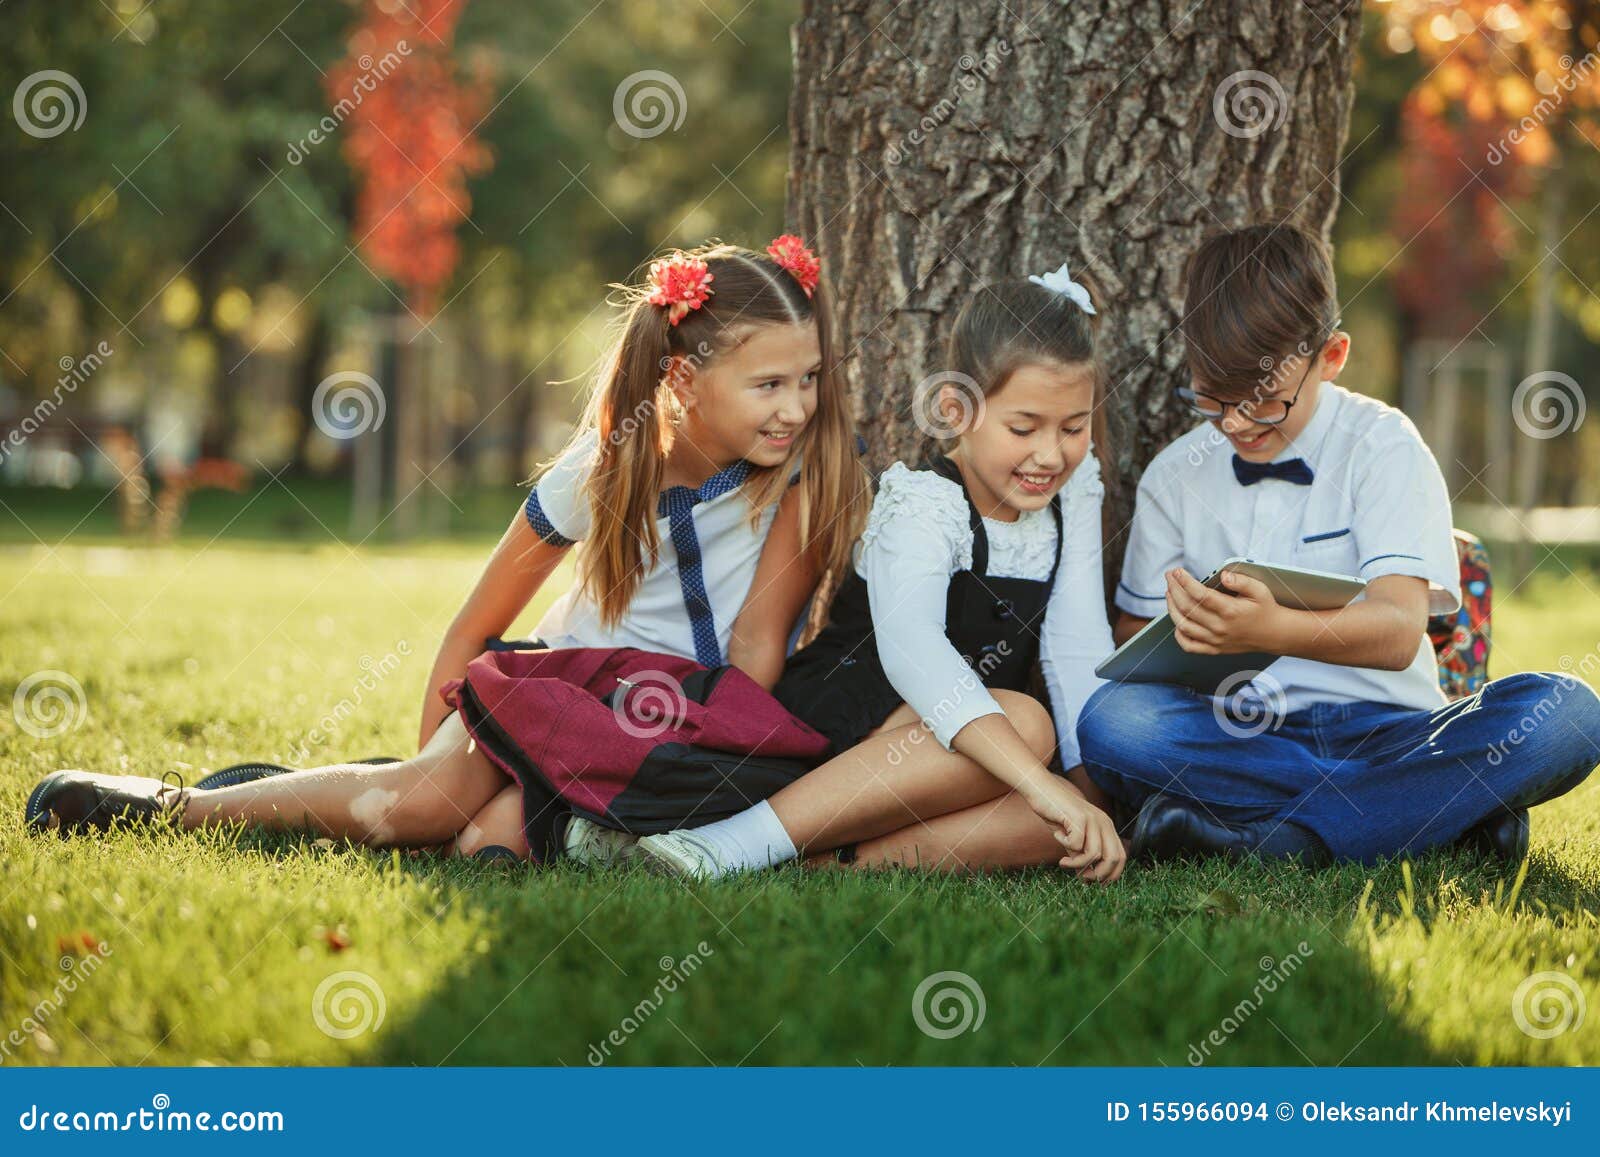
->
[441, 646, 831, 862]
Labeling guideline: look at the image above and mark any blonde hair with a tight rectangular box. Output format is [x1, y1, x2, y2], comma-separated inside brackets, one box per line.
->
[544, 241, 869, 641]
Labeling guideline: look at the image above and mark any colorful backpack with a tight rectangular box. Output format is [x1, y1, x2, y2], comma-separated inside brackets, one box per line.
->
[1428, 530, 1491, 701]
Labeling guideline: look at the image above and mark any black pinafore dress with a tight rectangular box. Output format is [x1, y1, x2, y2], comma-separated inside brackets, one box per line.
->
[773, 457, 1063, 755]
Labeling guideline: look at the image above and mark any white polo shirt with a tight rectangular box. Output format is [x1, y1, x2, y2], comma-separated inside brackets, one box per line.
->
[524, 429, 783, 667]
[1115, 382, 1461, 713]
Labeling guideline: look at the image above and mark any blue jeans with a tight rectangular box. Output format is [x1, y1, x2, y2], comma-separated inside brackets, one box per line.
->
[1076, 672, 1600, 863]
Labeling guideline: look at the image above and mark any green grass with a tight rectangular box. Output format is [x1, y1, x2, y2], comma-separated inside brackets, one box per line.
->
[2, 533, 1598, 1066]
[0, 481, 524, 547]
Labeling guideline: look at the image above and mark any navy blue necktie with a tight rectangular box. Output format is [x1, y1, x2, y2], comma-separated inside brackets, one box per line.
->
[1232, 455, 1314, 487]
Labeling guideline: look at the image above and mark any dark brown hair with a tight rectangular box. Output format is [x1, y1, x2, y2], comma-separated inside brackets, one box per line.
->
[551, 242, 869, 634]
[1181, 221, 1340, 399]
[937, 272, 1108, 459]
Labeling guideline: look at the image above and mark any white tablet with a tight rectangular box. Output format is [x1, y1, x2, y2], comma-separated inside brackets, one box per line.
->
[1094, 558, 1367, 694]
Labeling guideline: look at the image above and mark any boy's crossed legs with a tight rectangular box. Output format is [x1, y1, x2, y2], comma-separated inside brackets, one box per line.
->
[1077, 671, 1600, 864]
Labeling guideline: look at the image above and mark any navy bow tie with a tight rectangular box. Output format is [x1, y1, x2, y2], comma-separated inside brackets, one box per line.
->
[1232, 455, 1314, 487]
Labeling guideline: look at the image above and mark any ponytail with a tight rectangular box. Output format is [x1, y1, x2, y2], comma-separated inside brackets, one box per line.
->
[541, 241, 870, 635]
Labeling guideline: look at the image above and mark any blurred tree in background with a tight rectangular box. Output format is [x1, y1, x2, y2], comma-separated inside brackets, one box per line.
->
[0, 0, 796, 502]
[1336, 1, 1600, 512]
[2, 0, 1599, 534]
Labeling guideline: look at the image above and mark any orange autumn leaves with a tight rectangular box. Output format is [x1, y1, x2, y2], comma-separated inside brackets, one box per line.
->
[330, 0, 493, 316]
[1374, 1, 1600, 336]
[1379, 0, 1600, 163]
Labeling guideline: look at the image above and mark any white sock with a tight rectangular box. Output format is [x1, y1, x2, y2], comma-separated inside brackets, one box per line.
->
[685, 800, 798, 871]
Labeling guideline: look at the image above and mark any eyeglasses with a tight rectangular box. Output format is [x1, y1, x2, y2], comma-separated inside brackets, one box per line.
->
[1175, 319, 1341, 427]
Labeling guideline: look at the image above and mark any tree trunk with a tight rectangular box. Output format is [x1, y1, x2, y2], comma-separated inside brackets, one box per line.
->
[1511, 140, 1569, 579]
[788, 0, 1361, 566]
[288, 310, 333, 476]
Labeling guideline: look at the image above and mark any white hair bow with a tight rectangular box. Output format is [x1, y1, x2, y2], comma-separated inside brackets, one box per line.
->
[1028, 261, 1096, 315]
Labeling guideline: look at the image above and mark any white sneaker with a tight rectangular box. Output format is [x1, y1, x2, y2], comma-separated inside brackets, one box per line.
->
[635, 829, 732, 881]
[563, 816, 639, 868]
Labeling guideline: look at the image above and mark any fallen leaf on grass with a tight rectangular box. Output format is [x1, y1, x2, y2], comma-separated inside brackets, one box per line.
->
[1174, 888, 1248, 918]
[55, 930, 104, 957]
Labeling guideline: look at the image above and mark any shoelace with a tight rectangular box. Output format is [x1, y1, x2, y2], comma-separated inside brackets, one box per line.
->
[668, 828, 727, 871]
[570, 819, 615, 856]
[158, 770, 188, 822]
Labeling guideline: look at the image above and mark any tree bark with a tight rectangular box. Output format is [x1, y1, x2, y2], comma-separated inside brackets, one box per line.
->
[788, 0, 1361, 561]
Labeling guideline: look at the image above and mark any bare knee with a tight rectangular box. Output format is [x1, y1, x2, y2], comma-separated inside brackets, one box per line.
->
[360, 723, 506, 843]
[451, 823, 527, 860]
[992, 690, 1057, 761]
[347, 763, 476, 845]
[450, 788, 529, 859]
[450, 816, 496, 857]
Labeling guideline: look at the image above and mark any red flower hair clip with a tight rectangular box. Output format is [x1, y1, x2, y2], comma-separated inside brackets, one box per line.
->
[646, 253, 715, 325]
[767, 234, 820, 297]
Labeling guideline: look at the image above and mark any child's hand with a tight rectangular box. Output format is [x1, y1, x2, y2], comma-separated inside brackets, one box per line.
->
[1022, 776, 1125, 883]
[1166, 567, 1285, 655]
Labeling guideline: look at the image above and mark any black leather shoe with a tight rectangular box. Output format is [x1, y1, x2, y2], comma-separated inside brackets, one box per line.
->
[473, 844, 525, 865]
[193, 755, 402, 790]
[1105, 796, 1140, 839]
[193, 762, 294, 790]
[1455, 808, 1529, 863]
[25, 770, 190, 836]
[1128, 793, 1332, 867]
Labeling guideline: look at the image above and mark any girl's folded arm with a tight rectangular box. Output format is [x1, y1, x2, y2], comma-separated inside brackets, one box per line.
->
[418, 509, 569, 746]
[727, 487, 818, 691]
[862, 509, 1010, 752]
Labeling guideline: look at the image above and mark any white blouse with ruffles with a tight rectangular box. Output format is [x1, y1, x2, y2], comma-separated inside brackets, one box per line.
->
[856, 454, 1114, 766]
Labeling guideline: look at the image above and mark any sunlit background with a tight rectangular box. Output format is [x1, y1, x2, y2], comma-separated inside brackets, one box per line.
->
[2, 1, 1597, 560]
[4, 1, 1600, 1071]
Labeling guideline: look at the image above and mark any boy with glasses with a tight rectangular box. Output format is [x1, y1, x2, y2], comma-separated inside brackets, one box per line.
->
[1076, 222, 1600, 866]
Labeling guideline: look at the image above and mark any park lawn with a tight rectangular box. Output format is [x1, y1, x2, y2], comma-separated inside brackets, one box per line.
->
[1, 536, 1598, 1067]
